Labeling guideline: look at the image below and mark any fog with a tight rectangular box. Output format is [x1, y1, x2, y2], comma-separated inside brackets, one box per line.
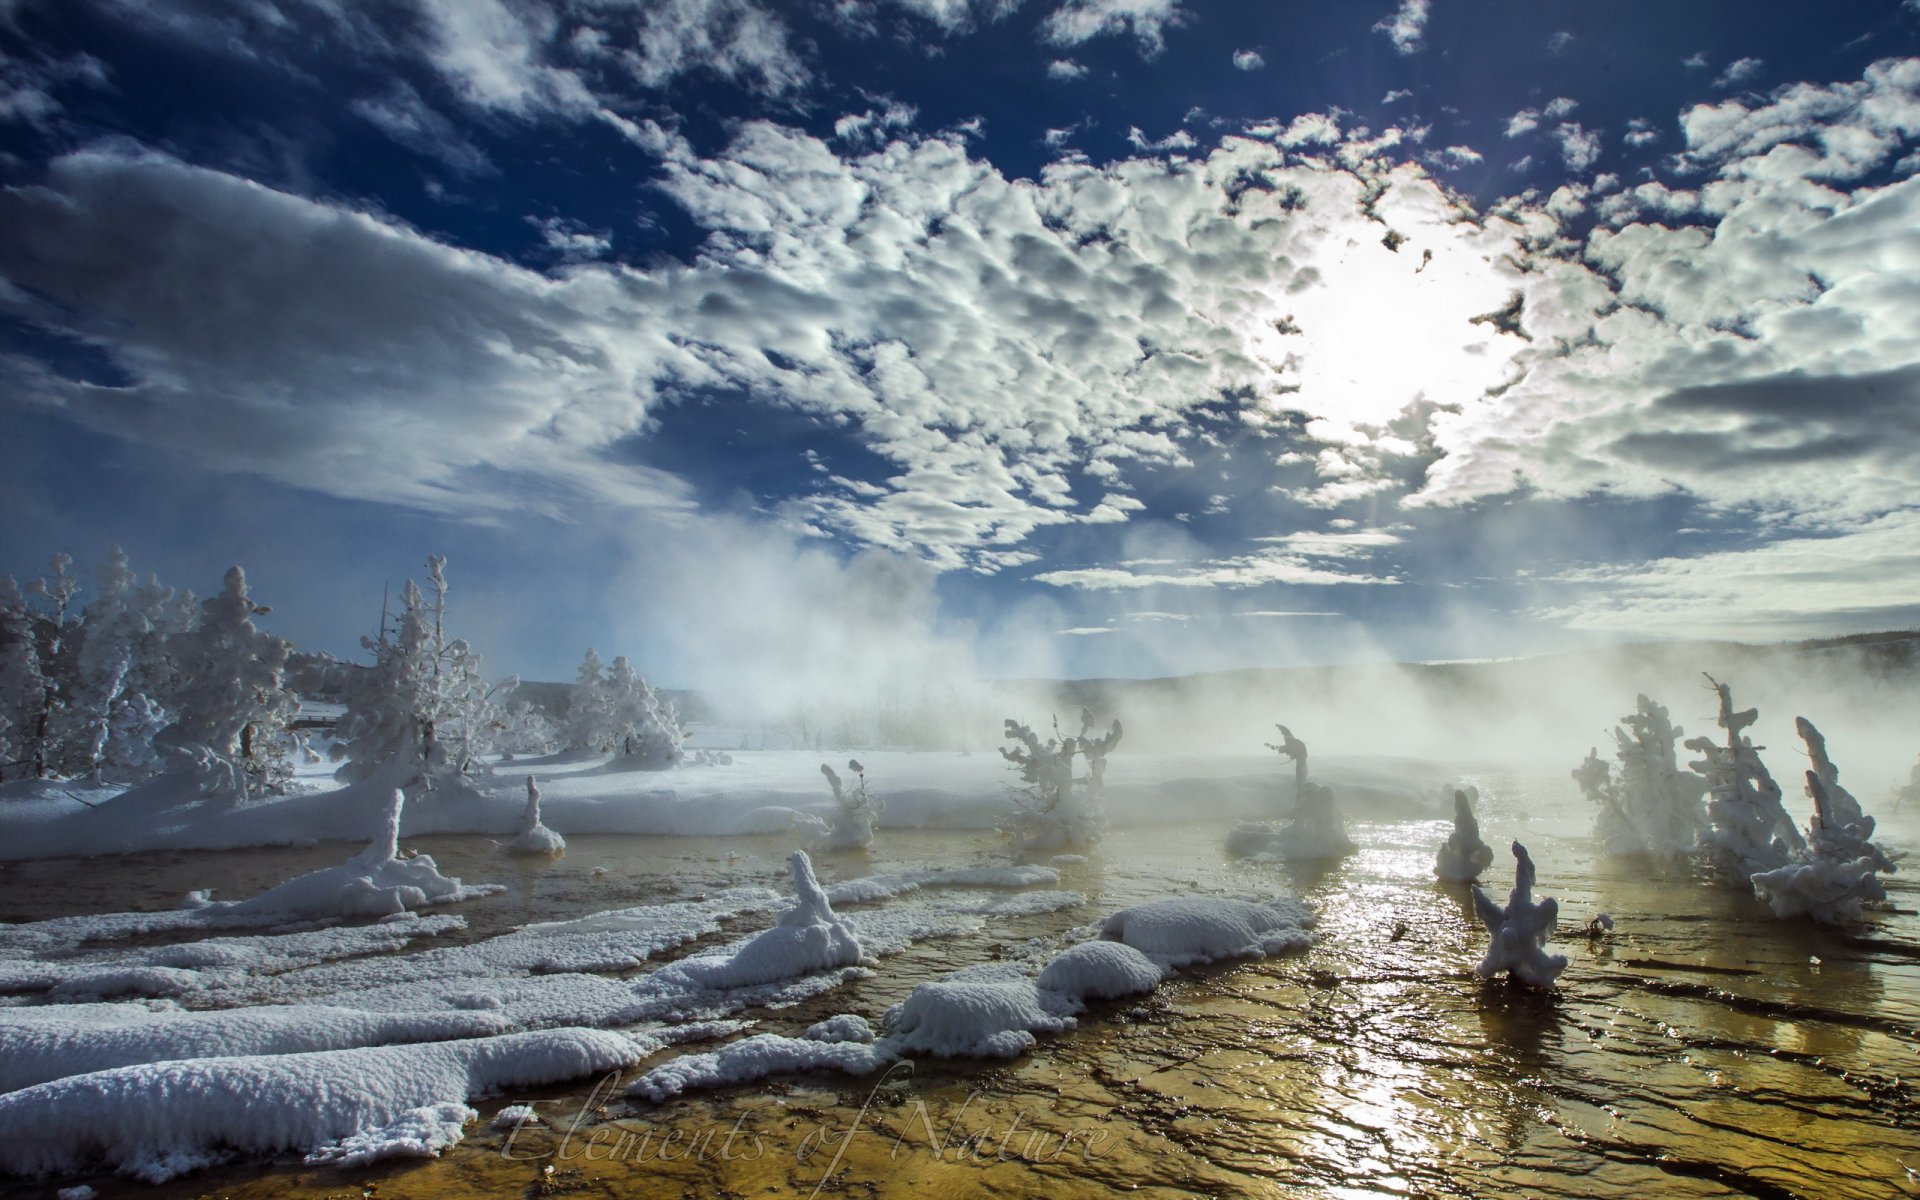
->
[607, 515, 1920, 803]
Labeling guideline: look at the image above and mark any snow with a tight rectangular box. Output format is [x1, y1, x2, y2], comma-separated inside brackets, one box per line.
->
[505, 775, 566, 856]
[1434, 788, 1495, 882]
[803, 1013, 875, 1043]
[1750, 719, 1896, 925]
[490, 1103, 540, 1129]
[817, 760, 880, 850]
[1573, 695, 1705, 858]
[1097, 896, 1317, 967]
[1689, 678, 1804, 884]
[0, 1027, 653, 1182]
[1471, 841, 1568, 988]
[303, 1102, 475, 1168]
[629, 1031, 893, 1101]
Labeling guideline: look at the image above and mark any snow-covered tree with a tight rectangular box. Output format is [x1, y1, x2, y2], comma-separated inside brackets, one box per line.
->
[1229, 724, 1354, 861]
[602, 655, 683, 765]
[58, 546, 194, 782]
[1687, 676, 1804, 884]
[998, 709, 1122, 852]
[494, 693, 559, 759]
[333, 557, 503, 792]
[1574, 694, 1704, 858]
[156, 565, 297, 796]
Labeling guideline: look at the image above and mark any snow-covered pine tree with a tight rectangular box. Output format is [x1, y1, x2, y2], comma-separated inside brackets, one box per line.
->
[0, 576, 48, 782]
[156, 565, 297, 796]
[562, 648, 612, 752]
[1687, 676, 1804, 883]
[334, 557, 503, 792]
[602, 655, 683, 766]
[9, 555, 84, 780]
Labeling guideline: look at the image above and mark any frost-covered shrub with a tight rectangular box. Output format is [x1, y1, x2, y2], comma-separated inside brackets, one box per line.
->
[1472, 841, 1567, 988]
[996, 709, 1122, 853]
[1687, 676, 1803, 883]
[1751, 718, 1897, 925]
[1227, 724, 1354, 861]
[333, 557, 502, 792]
[1434, 788, 1495, 882]
[1573, 694, 1704, 858]
[819, 759, 881, 850]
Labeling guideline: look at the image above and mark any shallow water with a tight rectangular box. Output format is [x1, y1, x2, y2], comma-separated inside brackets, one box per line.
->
[4, 770, 1917, 1199]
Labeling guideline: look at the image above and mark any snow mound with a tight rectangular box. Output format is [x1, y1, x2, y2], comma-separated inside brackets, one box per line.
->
[1471, 841, 1568, 988]
[662, 852, 867, 991]
[303, 1101, 475, 1168]
[505, 776, 565, 857]
[629, 1033, 893, 1102]
[0, 1027, 651, 1182]
[803, 1013, 875, 1043]
[1434, 788, 1495, 882]
[1097, 896, 1316, 966]
[883, 963, 1076, 1059]
[1035, 939, 1165, 1000]
[490, 1103, 540, 1129]
[231, 790, 497, 919]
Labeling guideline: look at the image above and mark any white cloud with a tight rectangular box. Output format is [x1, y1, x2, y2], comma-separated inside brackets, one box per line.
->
[1713, 56, 1765, 90]
[1543, 96, 1577, 119]
[1382, 88, 1412, 105]
[1547, 31, 1575, 56]
[1372, 0, 1430, 55]
[1042, 0, 1185, 54]
[1554, 122, 1601, 171]
[1505, 108, 1541, 138]
[1126, 126, 1197, 152]
[1233, 49, 1265, 71]
[1046, 57, 1088, 80]
[1683, 51, 1709, 70]
[1623, 117, 1660, 147]
[351, 84, 494, 175]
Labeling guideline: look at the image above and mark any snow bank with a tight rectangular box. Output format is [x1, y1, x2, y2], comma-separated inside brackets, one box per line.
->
[504, 776, 565, 856]
[0, 1028, 651, 1182]
[1034, 939, 1165, 999]
[303, 1102, 476, 1168]
[629, 1032, 892, 1102]
[1097, 896, 1316, 966]
[1434, 788, 1494, 882]
[1471, 841, 1567, 988]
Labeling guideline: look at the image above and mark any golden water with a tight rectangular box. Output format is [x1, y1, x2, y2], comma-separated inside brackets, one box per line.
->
[3, 773, 1916, 1199]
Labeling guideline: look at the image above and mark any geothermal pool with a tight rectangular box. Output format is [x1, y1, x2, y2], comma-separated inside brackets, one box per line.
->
[2, 768, 1915, 1200]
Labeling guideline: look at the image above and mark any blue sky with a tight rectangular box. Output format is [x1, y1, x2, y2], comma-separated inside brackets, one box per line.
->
[3, 0, 1920, 689]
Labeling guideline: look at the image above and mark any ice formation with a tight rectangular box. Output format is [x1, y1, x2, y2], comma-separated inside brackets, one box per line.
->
[1750, 718, 1897, 925]
[1572, 694, 1705, 858]
[1686, 677, 1803, 883]
[231, 790, 490, 919]
[1227, 725, 1355, 861]
[504, 775, 565, 856]
[818, 759, 881, 850]
[996, 710, 1122, 852]
[1433, 788, 1495, 882]
[1471, 842, 1568, 988]
[662, 851, 867, 990]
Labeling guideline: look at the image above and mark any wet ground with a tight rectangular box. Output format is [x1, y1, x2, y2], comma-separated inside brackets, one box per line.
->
[3, 770, 1916, 1199]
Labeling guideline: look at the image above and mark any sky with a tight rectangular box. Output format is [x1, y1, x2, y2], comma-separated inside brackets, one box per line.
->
[2, 0, 1919, 692]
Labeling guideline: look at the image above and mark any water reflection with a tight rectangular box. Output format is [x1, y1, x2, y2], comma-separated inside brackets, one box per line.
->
[7, 775, 1918, 1200]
